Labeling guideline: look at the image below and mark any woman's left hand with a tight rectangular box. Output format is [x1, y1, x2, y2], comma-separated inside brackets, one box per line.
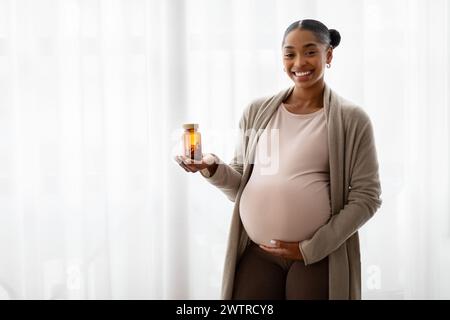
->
[259, 240, 304, 261]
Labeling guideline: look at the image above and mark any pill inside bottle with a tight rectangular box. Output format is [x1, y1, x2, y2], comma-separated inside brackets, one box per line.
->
[182, 123, 202, 162]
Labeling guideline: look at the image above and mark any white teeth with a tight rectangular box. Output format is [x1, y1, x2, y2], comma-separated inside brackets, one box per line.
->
[294, 71, 312, 76]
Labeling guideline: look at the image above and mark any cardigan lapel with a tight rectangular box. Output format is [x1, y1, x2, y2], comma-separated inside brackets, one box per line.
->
[323, 86, 351, 298]
[324, 84, 346, 216]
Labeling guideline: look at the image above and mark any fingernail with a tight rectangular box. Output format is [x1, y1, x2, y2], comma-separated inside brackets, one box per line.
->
[270, 240, 276, 245]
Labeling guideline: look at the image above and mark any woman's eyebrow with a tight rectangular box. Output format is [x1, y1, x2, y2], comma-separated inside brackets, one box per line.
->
[283, 43, 318, 49]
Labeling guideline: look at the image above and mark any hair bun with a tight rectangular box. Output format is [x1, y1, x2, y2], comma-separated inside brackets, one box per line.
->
[328, 29, 341, 48]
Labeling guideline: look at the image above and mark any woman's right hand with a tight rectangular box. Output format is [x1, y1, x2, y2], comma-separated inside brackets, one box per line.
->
[174, 153, 218, 175]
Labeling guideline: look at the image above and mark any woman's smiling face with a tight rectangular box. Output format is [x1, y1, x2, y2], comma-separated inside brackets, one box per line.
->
[282, 29, 333, 89]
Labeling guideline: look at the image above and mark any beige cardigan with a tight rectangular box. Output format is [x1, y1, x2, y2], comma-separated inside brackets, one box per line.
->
[202, 83, 382, 300]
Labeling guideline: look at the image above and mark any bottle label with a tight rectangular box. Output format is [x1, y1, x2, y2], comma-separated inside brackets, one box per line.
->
[183, 132, 202, 161]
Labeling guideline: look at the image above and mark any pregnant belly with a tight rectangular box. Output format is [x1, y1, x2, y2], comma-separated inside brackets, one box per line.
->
[239, 179, 331, 246]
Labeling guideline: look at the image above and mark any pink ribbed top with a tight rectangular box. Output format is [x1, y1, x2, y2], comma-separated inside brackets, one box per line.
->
[239, 103, 332, 246]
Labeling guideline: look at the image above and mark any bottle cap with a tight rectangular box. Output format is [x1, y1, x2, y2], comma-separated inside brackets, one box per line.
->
[183, 123, 199, 130]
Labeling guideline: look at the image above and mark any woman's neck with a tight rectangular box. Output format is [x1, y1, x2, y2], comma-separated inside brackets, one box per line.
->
[284, 81, 325, 109]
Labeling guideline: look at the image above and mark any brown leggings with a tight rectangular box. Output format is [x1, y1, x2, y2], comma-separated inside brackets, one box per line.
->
[232, 241, 329, 300]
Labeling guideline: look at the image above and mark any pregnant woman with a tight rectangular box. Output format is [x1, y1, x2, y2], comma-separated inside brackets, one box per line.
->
[175, 19, 382, 300]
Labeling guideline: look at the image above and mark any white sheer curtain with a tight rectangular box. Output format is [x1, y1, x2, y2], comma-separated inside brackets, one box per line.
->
[0, 0, 449, 300]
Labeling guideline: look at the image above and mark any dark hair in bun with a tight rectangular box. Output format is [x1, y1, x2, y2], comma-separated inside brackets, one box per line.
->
[328, 29, 341, 48]
[282, 19, 341, 49]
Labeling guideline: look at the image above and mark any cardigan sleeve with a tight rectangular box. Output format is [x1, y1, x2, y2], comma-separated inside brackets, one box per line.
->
[299, 110, 382, 265]
[200, 103, 250, 202]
